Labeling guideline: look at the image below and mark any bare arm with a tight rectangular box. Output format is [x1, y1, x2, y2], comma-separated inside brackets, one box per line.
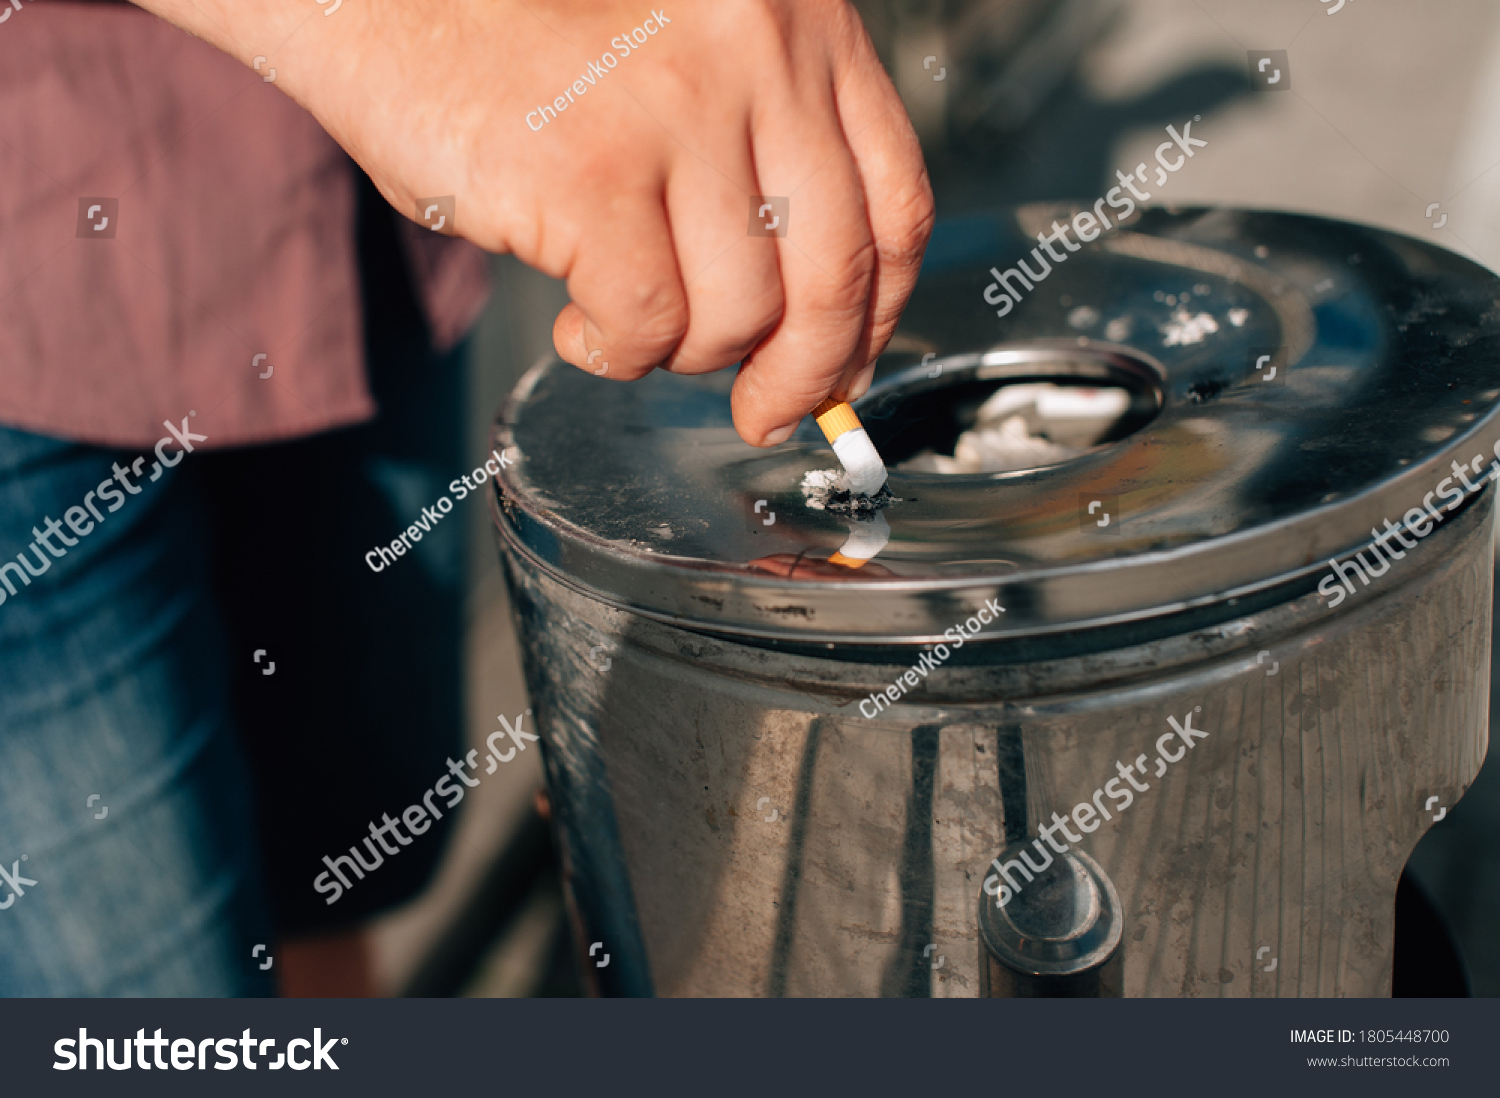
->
[128, 0, 934, 446]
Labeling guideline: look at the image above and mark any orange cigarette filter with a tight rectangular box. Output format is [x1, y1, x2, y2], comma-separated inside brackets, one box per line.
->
[809, 398, 888, 497]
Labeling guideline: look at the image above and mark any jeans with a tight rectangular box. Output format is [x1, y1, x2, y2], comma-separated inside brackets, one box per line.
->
[0, 174, 469, 994]
[0, 426, 275, 995]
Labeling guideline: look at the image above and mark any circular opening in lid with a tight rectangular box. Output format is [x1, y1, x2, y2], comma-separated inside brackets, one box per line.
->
[860, 344, 1163, 474]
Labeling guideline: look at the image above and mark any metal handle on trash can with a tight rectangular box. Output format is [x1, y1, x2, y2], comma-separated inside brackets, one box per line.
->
[978, 843, 1123, 997]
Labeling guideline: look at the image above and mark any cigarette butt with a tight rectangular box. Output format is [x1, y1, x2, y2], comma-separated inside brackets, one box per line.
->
[811, 399, 888, 497]
[812, 398, 862, 441]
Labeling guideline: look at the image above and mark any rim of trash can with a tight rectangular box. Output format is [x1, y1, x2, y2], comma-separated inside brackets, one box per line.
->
[491, 206, 1500, 643]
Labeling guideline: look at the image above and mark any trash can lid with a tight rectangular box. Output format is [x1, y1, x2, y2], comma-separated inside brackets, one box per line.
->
[493, 207, 1500, 644]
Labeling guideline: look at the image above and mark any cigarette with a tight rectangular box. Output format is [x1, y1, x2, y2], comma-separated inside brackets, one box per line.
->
[811, 398, 888, 497]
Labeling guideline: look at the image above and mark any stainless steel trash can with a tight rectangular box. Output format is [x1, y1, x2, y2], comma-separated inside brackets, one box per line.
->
[492, 207, 1496, 997]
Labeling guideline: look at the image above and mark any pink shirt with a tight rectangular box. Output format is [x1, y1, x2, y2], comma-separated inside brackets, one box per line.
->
[0, 1, 491, 448]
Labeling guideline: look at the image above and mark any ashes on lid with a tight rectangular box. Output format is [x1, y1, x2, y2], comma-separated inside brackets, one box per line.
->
[492, 207, 1500, 644]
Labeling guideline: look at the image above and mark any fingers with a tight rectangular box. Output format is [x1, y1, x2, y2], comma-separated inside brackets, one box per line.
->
[656, 127, 785, 376]
[731, 100, 876, 446]
[554, 0, 932, 444]
[832, 23, 935, 401]
[552, 187, 689, 381]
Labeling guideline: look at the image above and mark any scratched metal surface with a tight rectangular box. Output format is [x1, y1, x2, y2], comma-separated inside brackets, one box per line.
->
[498, 493, 1489, 997]
[492, 206, 1497, 996]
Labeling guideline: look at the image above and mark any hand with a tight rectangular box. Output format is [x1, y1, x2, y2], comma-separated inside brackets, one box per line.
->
[133, 0, 934, 447]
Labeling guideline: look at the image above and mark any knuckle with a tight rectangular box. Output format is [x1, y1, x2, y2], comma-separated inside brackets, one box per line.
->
[683, 277, 784, 360]
[802, 239, 877, 321]
[633, 307, 691, 357]
[721, 294, 786, 357]
[877, 179, 936, 269]
[613, 282, 690, 357]
[667, 310, 784, 374]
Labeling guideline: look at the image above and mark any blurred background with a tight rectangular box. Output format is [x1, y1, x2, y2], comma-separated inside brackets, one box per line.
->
[368, 0, 1500, 997]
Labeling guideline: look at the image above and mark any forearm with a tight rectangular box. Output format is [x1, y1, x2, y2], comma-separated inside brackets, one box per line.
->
[127, 0, 347, 94]
[117, 0, 934, 445]
[124, 0, 492, 243]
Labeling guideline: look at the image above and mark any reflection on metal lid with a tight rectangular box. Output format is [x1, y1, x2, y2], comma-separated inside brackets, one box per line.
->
[493, 207, 1500, 643]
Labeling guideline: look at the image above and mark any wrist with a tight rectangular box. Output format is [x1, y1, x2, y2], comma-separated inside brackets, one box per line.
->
[127, 0, 407, 169]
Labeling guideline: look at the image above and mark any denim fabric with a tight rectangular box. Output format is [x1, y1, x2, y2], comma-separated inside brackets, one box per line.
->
[0, 174, 471, 993]
[0, 426, 275, 996]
